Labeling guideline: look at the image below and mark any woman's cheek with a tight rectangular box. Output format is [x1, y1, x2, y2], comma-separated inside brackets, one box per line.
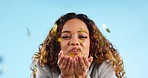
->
[60, 41, 68, 55]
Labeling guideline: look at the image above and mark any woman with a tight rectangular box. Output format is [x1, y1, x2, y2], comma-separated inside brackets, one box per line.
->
[30, 12, 126, 78]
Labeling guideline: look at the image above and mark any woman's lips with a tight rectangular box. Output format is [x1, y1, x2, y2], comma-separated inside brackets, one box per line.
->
[69, 48, 79, 52]
[67, 48, 82, 58]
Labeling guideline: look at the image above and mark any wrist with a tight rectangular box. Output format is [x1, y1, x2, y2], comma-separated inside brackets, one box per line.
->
[75, 73, 87, 78]
[60, 74, 74, 78]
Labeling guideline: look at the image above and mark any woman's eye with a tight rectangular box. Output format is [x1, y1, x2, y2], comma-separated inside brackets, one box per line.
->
[61, 36, 71, 39]
[79, 36, 88, 39]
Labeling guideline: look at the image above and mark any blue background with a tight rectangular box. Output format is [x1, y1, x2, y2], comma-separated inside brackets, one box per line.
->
[0, 0, 148, 78]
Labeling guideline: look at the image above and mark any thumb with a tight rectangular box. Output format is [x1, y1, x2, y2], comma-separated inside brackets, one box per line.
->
[58, 50, 63, 59]
[88, 56, 93, 63]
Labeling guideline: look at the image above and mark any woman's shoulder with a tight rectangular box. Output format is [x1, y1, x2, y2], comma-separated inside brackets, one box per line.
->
[31, 59, 55, 78]
[88, 60, 116, 78]
[98, 60, 116, 77]
[90, 60, 112, 71]
[98, 60, 113, 72]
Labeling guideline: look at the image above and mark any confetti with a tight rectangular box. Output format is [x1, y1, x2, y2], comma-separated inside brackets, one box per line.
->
[102, 24, 111, 33]
[52, 24, 57, 33]
[0, 56, 2, 63]
[0, 66, 8, 74]
[67, 51, 83, 58]
[26, 27, 31, 37]
[57, 37, 62, 42]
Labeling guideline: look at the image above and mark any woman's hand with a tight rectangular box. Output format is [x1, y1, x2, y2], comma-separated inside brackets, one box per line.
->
[74, 56, 93, 78]
[58, 50, 74, 78]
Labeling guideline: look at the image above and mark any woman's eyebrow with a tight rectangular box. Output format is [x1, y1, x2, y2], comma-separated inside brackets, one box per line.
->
[77, 31, 88, 34]
[61, 31, 71, 34]
[61, 30, 88, 34]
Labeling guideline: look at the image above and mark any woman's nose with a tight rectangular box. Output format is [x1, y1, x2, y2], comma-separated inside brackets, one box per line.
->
[68, 35, 80, 46]
[68, 40, 80, 46]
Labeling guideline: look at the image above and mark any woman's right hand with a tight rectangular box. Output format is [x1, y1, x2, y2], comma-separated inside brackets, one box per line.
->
[58, 50, 74, 78]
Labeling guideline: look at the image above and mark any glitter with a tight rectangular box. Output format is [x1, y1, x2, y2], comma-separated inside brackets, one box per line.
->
[26, 27, 31, 37]
[102, 24, 110, 33]
[80, 39, 85, 43]
[57, 37, 62, 42]
[52, 24, 57, 33]
[67, 51, 83, 58]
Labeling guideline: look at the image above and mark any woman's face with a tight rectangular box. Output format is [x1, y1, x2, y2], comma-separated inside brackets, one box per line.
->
[60, 18, 90, 58]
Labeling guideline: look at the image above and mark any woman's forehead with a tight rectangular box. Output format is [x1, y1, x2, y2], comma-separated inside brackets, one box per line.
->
[61, 18, 89, 32]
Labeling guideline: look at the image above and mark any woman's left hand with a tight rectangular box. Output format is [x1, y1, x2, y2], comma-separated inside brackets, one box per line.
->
[74, 56, 93, 78]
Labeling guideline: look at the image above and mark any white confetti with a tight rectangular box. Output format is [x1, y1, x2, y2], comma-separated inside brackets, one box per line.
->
[102, 24, 110, 33]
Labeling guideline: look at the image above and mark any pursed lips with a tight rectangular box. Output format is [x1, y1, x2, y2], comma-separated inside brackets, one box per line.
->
[67, 47, 83, 57]
[68, 48, 81, 53]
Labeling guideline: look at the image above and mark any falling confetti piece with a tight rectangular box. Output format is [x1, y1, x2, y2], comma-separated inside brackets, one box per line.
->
[3, 66, 8, 72]
[106, 28, 110, 33]
[0, 56, 2, 63]
[52, 24, 57, 33]
[26, 27, 31, 37]
[57, 38, 62, 42]
[0, 66, 8, 75]
[102, 24, 111, 33]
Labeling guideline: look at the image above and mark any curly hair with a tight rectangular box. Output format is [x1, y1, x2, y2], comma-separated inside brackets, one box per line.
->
[31, 12, 126, 78]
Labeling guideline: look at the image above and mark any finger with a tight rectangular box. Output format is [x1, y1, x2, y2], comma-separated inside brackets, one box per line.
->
[83, 56, 89, 67]
[74, 56, 78, 70]
[68, 57, 73, 70]
[58, 56, 64, 65]
[65, 56, 71, 70]
[58, 50, 65, 65]
[78, 56, 85, 68]
[58, 50, 63, 59]
[88, 56, 93, 63]
[61, 56, 68, 67]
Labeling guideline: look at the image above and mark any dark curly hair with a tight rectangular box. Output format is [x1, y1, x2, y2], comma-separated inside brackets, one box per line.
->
[31, 12, 126, 78]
